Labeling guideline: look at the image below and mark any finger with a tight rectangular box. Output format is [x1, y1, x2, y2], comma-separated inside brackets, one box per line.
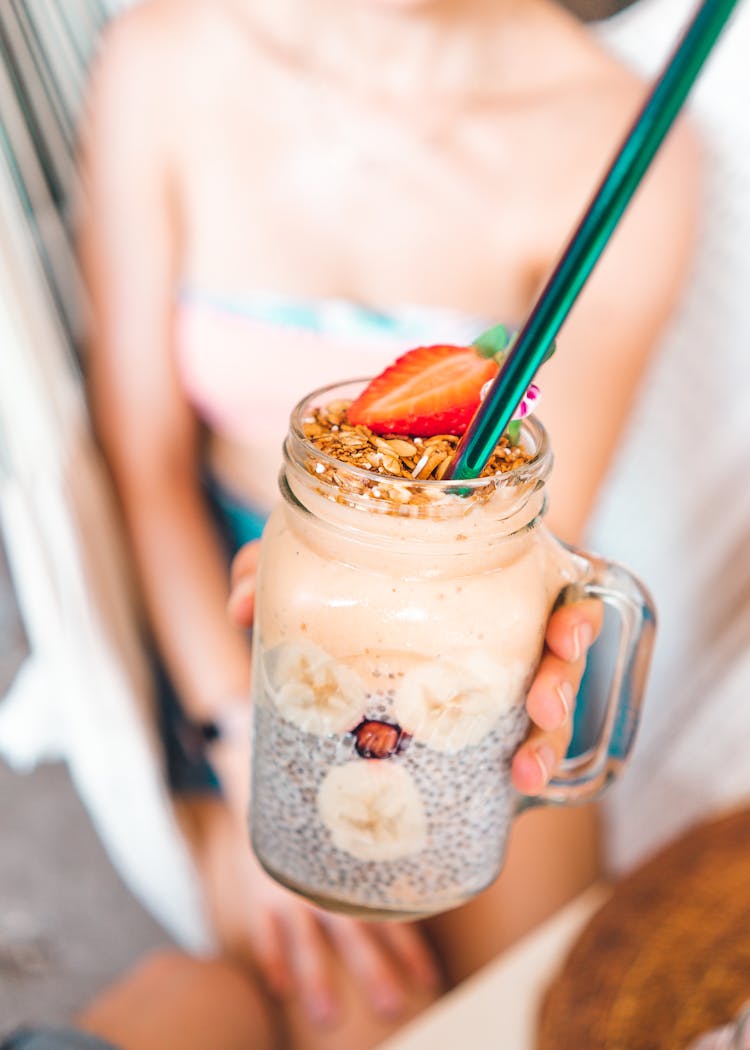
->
[377, 921, 442, 991]
[227, 575, 255, 628]
[249, 909, 291, 998]
[511, 715, 574, 796]
[230, 540, 261, 589]
[545, 598, 603, 663]
[324, 915, 406, 1018]
[525, 650, 585, 733]
[284, 908, 337, 1025]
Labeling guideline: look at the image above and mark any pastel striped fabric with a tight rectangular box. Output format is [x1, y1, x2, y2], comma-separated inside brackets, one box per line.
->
[0, 1, 211, 950]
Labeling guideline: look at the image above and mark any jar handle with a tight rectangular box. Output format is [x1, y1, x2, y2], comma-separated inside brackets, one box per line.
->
[521, 546, 656, 808]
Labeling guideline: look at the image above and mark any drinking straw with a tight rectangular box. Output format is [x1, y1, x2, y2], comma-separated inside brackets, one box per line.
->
[446, 0, 742, 482]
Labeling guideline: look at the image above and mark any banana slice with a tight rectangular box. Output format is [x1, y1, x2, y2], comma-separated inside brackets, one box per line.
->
[263, 641, 366, 736]
[317, 761, 427, 862]
[393, 655, 527, 752]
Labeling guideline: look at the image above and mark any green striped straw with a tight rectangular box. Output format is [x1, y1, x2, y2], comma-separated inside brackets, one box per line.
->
[447, 0, 742, 482]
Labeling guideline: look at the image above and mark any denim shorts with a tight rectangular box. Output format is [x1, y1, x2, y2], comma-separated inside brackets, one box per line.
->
[1, 1029, 119, 1050]
[157, 474, 265, 796]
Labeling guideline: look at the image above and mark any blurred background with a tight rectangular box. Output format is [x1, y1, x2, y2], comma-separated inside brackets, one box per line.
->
[0, 0, 742, 1037]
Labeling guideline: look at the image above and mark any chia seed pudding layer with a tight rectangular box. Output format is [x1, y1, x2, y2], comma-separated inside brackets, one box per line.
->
[251, 669, 530, 917]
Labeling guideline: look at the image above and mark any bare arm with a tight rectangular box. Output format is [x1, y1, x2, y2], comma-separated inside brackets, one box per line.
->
[452, 111, 704, 962]
[77, 17, 447, 1015]
[79, 17, 251, 730]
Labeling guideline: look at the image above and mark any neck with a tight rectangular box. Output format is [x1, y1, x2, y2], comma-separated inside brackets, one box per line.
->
[249, 0, 551, 101]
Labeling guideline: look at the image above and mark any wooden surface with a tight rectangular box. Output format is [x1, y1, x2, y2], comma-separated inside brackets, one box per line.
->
[539, 807, 750, 1050]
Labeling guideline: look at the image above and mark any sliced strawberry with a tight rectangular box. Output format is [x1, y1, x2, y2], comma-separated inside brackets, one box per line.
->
[347, 345, 498, 437]
[353, 720, 409, 759]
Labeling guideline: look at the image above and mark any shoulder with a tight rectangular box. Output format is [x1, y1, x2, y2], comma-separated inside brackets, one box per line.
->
[538, 34, 702, 318]
[94, 0, 242, 67]
[540, 5, 701, 199]
[547, 22, 701, 198]
[85, 0, 248, 137]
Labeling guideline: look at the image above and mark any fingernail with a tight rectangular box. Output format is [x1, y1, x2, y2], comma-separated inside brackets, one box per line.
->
[534, 744, 556, 785]
[555, 681, 574, 726]
[227, 591, 245, 616]
[374, 989, 404, 1018]
[572, 622, 594, 662]
[308, 996, 336, 1025]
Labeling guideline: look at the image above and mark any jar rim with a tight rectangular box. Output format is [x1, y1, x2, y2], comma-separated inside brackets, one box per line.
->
[287, 377, 552, 499]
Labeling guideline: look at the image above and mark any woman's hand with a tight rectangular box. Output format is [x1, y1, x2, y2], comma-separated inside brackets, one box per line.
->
[227, 540, 261, 629]
[196, 781, 440, 1025]
[511, 598, 603, 795]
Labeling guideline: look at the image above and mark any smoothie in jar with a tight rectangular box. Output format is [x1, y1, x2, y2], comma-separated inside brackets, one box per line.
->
[250, 376, 578, 919]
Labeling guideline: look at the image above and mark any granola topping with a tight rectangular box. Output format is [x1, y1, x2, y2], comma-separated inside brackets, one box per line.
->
[300, 400, 533, 512]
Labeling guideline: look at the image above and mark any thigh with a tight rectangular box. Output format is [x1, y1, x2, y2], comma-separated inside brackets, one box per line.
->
[424, 803, 601, 985]
[75, 951, 277, 1050]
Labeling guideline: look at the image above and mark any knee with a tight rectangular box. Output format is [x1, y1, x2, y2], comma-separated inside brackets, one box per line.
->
[126, 947, 195, 985]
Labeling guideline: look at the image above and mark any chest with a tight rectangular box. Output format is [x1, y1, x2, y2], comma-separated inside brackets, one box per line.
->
[176, 71, 557, 319]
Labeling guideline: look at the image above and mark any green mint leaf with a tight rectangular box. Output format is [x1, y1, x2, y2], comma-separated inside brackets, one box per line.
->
[506, 419, 522, 445]
[473, 324, 511, 359]
[475, 329, 556, 367]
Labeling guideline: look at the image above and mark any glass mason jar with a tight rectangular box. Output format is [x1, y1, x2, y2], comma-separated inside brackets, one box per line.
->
[249, 380, 655, 920]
